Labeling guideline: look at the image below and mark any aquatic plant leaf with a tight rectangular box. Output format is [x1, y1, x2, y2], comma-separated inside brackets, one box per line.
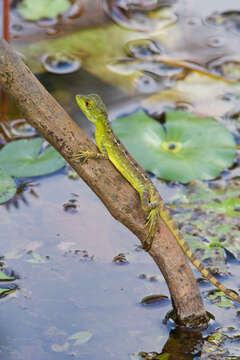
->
[129, 354, 139, 360]
[17, 0, 70, 21]
[169, 179, 240, 267]
[0, 138, 65, 178]
[138, 352, 170, 360]
[207, 329, 224, 345]
[207, 291, 234, 308]
[140, 294, 169, 305]
[202, 327, 240, 359]
[204, 194, 240, 216]
[184, 234, 228, 275]
[112, 109, 236, 183]
[0, 283, 17, 298]
[0, 269, 15, 281]
[154, 354, 171, 360]
[0, 288, 14, 297]
[51, 343, 69, 352]
[68, 331, 92, 346]
[0, 170, 16, 204]
[26, 253, 46, 264]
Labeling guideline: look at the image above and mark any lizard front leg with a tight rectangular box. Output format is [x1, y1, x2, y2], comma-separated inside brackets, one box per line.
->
[72, 139, 108, 163]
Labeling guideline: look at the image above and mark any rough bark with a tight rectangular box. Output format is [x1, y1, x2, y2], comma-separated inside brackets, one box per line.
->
[0, 39, 209, 327]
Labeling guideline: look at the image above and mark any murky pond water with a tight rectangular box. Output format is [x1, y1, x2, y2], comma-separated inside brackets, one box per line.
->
[0, 0, 240, 359]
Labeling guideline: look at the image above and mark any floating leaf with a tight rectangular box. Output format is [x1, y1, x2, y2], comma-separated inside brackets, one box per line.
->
[68, 331, 92, 346]
[154, 354, 171, 360]
[138, 352, 170, 360]
[112, 110, 236, 183]
[26, 253, 46, 264]
[0, 138, 65, 178]
[207, 291, 234, 308]
[129, 355, 139, 360]
[140, 294, 169, 305]
[0, 269, 15, 281]
[0, 170, 16, 204]
[184, 234, 228, 275]
[17, 0, 70, 21]
[204, 194, 240, 216]
[202, 327, 240, 359]
[51, 343, 69, 353]
[169, 180, 240, 267]
[207, 328, 224, 345]
[0, 288, 12, 296]
[0, 283, 17, 298]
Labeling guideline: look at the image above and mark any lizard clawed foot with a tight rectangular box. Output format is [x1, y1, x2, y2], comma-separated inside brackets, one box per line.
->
[72, 150, 91, 163]
[72, 150, 107, 163]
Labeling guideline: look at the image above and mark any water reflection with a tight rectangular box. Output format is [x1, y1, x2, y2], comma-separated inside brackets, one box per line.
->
[124, 39, 164, 58]
[206, 10, 240, 34]
[207, 55, 240, 81]
[138, 327, 203, 359]
[4, 181, 39, 210]
[103, 0, 177, 31]
[0, 92, 37, 143]
[41, 52, 81, 74]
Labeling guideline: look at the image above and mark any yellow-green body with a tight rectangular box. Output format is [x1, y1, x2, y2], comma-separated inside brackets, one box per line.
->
[95, 119, 158, 211]
[74, 93, 240, 304]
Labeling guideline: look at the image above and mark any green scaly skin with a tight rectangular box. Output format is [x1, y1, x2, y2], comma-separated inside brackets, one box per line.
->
[73, 93, 240, 304]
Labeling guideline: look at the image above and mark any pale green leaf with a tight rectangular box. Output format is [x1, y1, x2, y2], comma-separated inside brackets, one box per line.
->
[18, 0, 70, 21]
[0, 138, 65, 178]
[68, 331, 92, 346]
[0, 170, 16, 203]
[26, 253, 46, 264]
[0, 269, 15, 281]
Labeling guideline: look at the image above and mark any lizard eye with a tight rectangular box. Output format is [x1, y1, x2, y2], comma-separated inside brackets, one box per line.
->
[86, 101, 90, 107]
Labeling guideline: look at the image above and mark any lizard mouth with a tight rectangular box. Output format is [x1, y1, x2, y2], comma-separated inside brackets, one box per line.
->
[75, 94, 87, 109]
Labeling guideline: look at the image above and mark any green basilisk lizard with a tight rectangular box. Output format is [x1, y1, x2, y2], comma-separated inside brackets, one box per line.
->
[73, 93, 240, 303]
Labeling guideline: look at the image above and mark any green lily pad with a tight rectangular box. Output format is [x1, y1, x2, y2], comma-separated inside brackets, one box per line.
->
[112, 110, 236, 183]
[17, 0, 70, 21]
[0, 170, 16, 204]
[0, 138, 65, 178]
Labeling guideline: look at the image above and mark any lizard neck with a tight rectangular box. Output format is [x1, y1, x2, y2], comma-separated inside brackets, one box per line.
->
[95, 113, 110, 130]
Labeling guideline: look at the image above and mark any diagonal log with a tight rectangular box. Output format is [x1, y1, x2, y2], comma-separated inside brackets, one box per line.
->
[0, 39, 209, 327]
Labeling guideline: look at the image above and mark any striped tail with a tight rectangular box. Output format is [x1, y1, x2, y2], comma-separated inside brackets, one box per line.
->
[159, 204, 240, 303]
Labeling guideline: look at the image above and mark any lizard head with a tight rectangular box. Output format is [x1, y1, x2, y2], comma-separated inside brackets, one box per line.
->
[76, 94, 108, 124]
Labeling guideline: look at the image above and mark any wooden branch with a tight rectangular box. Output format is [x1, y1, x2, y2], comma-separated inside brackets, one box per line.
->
[0, 39, 209, 327]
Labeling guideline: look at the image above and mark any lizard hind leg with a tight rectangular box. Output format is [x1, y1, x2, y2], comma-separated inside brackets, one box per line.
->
[143, 205, 160, 250]
[141, 187, 161, 250]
